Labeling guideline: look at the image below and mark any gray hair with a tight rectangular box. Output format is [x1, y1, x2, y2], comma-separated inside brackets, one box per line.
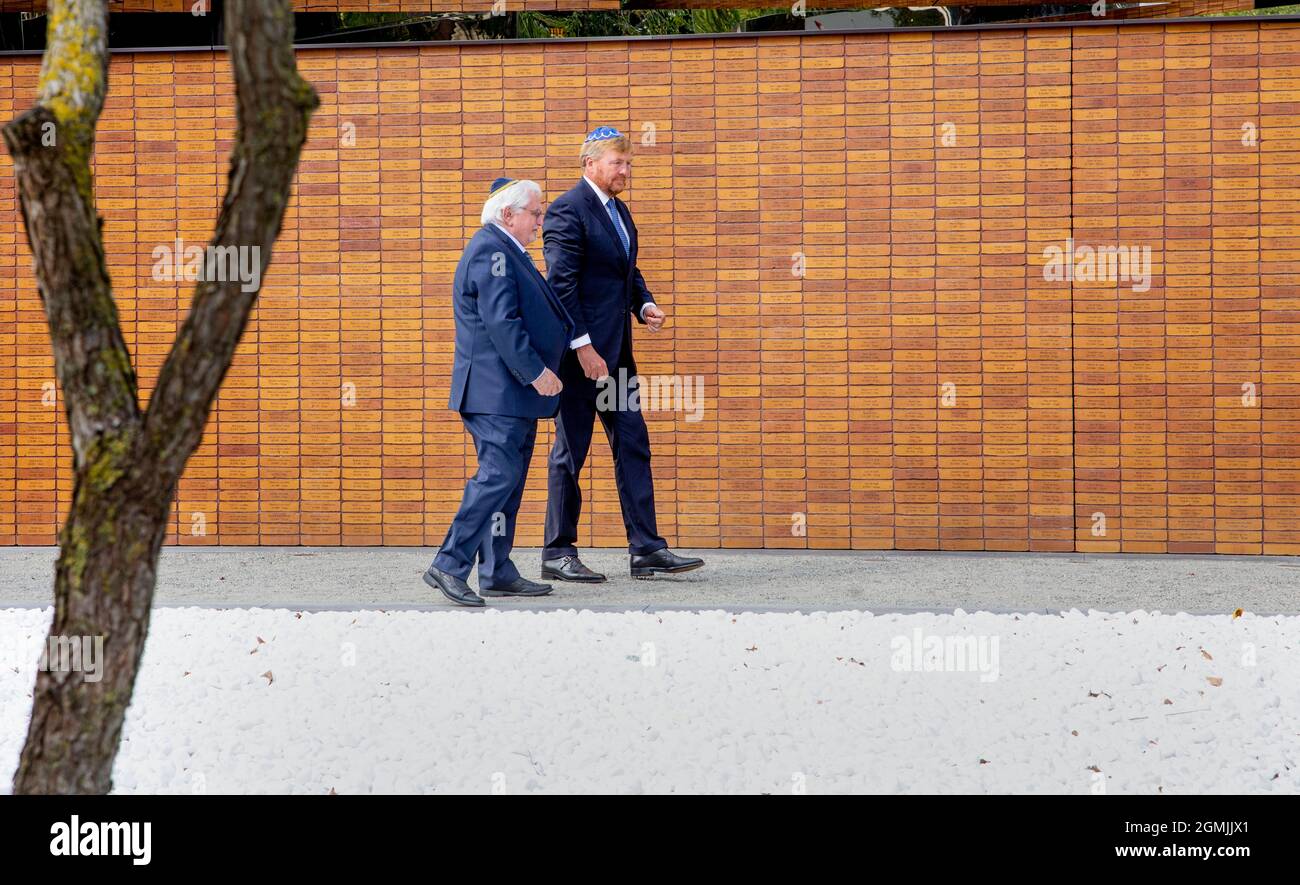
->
[481, 179, 542, 226]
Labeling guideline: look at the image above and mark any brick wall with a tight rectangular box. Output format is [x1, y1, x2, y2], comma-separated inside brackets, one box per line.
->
[1, 20, 1298, 552]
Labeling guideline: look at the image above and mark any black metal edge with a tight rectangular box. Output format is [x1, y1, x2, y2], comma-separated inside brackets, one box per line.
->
[0, 12, 1297, 57]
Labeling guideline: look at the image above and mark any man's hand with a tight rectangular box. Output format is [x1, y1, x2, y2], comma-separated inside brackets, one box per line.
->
[532, 367, 563, 396]
[576, 344, 609, 381]
[643, 304, 666, 332]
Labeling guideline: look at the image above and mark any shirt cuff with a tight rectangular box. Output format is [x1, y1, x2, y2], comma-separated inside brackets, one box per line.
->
[569, 334, 592, 349]
[639, 302, 658, 319]
[529, 366, 548, 386]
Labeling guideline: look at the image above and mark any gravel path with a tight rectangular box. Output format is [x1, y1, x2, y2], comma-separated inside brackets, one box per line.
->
[1, 547, 1296, 614]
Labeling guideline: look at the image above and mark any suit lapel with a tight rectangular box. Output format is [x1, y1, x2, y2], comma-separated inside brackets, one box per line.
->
[524, 257, 570, 326]
[483, 224, 573, 332]
[486, 223, 544, 284]
[581, 179, 630, 272]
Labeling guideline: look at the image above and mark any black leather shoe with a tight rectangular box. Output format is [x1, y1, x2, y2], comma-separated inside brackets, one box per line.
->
[423, 564, 485, 607]
[630, 548, 704, 578]
[541, 554, 607, 583]
[480, 576, 554, 597]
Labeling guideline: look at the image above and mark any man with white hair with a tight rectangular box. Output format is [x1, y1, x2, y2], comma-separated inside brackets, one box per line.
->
[423, 178, 576, 607]
[540, 126, 704, 582]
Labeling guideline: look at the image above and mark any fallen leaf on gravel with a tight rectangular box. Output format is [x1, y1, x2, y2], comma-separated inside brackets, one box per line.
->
[1207, 676, 1223, 687]
[1201, 649, 1212, 660]
[1233, 608, 1243, 619]
[261, 670, 274, 685]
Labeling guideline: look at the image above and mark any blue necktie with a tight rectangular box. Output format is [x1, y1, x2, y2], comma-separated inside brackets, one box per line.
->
[606, 199, 630, 258]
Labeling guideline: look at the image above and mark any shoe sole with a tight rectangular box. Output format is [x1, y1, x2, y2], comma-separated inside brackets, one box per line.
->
[630, 560, 705, 579]
[480, 586, 554, 597]
[423, 570, 485, 607]
[540, 567, 606, 583]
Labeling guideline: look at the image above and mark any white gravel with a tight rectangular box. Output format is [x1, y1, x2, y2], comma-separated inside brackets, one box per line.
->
[0, 607, 1295, 794]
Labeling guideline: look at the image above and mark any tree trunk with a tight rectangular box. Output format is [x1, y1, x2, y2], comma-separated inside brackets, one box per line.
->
[6, 0, 318, 794]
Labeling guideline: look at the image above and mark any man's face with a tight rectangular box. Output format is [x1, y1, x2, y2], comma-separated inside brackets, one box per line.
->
[501, 193, 543, 247]
[586, 148, 631, 196]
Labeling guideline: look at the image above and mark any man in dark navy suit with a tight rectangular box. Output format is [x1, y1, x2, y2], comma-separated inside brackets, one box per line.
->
[424, 178, 576, 607]
[540, 126, 704, 582]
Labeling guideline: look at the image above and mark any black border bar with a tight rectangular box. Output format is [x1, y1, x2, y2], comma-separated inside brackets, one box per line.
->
[0, 12, 1298, 56]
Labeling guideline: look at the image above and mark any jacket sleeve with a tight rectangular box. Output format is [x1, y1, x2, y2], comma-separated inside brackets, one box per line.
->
[625, 203, 652, 324]
[541, 199, 591, 343]
[469, 245, 546, 387]
[630, 265, 653, 325]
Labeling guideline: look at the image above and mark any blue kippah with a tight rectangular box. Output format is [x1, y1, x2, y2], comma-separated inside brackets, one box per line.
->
[584, 126, 624, 143]
[489, 177, 516, 195]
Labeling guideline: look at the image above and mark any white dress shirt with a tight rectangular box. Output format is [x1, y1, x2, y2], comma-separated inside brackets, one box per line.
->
[572, 176, 658, 351]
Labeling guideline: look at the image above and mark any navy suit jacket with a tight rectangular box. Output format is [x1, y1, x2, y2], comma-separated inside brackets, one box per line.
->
[447, 224, 576, 419]
[542, 179, 653, 377]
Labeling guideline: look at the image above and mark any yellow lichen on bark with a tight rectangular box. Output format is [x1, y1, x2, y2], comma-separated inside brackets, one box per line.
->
[36, 0, 108, 204]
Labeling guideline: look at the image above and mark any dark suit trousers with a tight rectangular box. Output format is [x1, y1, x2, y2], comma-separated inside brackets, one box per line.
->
[544, 352, 668, 558]
[433, 412, 536, 588]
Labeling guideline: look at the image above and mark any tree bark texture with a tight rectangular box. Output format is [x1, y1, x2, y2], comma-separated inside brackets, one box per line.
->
[6, 0, 318, 794]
